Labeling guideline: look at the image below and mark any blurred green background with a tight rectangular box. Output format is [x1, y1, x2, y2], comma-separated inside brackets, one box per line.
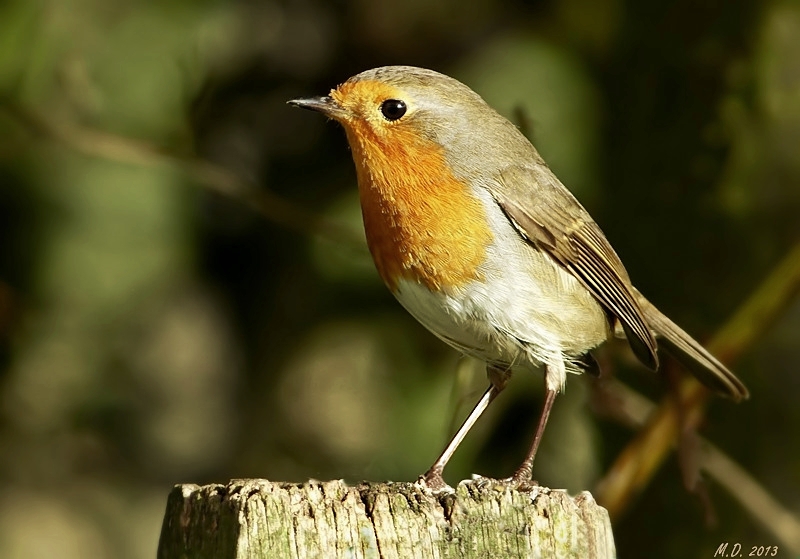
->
[1, 0, 799, 557]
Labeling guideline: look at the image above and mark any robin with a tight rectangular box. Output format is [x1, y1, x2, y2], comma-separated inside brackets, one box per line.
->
[288, 66, 749, 491]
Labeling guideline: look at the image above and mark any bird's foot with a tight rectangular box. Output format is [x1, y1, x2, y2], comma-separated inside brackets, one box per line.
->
[505, 474, 540, 492]
[418, 468, 454, 494]
[504, 460, 540, 491]
[466, 473, 538, 492]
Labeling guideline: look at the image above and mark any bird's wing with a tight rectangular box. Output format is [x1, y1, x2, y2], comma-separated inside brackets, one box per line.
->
[492, 164, 659, 370]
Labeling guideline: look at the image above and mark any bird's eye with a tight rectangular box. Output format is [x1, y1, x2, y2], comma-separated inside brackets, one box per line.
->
[380, 99, 407, 121]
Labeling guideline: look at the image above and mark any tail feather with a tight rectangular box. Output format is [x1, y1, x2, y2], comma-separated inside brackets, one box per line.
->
[635, 291, 749, 402]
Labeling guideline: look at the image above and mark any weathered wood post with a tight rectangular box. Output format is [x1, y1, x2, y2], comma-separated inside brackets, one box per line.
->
[157, 479, 615, 559]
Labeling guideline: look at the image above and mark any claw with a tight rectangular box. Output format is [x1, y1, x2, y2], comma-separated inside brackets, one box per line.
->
[507, 474, 540, 492]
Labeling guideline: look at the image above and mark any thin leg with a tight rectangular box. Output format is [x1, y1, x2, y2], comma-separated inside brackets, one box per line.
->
[510, 386, 558, 485]
[423, 366, 511, 491]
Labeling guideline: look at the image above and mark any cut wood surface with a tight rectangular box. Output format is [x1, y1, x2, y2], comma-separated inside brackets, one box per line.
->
[157, 478, 615, 559]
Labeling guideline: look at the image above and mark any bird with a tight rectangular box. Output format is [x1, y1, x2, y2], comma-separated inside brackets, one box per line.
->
[288, 65, 749, 491]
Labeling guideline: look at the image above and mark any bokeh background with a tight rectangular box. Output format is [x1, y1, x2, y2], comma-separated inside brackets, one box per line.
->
[1, 0, 799, 557]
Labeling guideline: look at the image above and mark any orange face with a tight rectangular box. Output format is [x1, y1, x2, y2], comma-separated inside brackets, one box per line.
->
[326, 79, 494, 293]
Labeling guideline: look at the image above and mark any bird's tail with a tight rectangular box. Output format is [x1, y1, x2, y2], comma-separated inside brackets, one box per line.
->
[634, 291, 749, 402]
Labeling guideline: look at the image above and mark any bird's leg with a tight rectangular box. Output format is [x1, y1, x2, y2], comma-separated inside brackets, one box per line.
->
[510, 362, 561, 487]
[422, 365, 512, 491]
[509, 388, 557, 486]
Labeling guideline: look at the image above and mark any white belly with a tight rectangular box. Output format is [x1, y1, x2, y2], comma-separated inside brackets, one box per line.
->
[392, 188, 609, 386]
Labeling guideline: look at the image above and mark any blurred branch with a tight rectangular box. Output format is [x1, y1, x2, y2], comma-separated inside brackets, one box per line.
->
[595, 242, 800, 523]
[700, 437, 800, 553]
[595, 379, 800, 553]
[0, 99, 365, 248]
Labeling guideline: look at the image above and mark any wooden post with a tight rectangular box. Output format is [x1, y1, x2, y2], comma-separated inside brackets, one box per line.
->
[157, 479, 615, 559]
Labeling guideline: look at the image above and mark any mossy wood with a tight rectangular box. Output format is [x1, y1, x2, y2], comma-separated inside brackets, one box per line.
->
[157, 479, 615, 559]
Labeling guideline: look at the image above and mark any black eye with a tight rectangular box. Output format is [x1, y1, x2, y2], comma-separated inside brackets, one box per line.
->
[380, 99, 407, 121]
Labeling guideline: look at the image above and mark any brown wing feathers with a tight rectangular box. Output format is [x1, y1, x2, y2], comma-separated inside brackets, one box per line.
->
[572, 233, 659, 370]
[494, 165, 659, 370]
[493, 164, 748, 401]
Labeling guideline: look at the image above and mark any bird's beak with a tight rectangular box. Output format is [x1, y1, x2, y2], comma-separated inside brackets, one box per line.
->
[287, 96, 347, 120]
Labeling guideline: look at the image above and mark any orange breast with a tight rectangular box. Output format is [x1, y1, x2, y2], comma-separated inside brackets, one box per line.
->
[342, 119, 494, 292]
